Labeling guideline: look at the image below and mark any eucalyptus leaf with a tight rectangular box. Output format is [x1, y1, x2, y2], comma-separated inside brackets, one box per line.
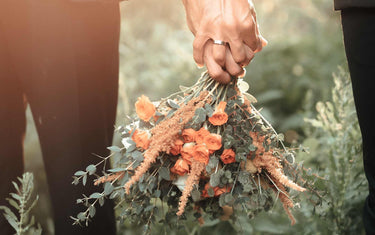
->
[86, 165, 97, 176]
[104, 183, 114, 196]
[107, 145, 121, 153]
[167, 99, 180, 109]
[159, 167, 170, 181]
[89, 205, 96, 218]
[89, 193, 102, 199]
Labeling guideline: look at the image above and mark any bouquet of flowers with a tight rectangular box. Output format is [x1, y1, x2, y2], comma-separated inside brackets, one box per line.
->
[72, 72, 320, 230]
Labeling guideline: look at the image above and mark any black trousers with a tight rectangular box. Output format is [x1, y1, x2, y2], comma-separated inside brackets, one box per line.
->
[0, 0, 119, 234]
[342, 8, 375, 234]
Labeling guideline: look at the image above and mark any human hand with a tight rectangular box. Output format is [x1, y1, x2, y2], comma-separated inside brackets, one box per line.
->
[203, 39, 249, 84]
[182, 0, 267, 70]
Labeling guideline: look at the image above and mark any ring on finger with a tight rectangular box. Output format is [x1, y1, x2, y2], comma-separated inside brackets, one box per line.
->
[213, 39, 226, 46]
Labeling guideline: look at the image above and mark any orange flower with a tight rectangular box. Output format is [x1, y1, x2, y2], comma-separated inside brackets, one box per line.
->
[193, 144, 210, 165]
[135, 95, 156, 122]
[131, 129, 151, 150]
[195, 127, 210, 144]
[171, 158, 190, 176]
[202, 183, 232, 197]
[182, 128, 196, 143]
[169, 138, 184, 155]
[181, 143, 195, 164]
[221, 149, 236, 164]
[208, 101, 228, 126]
[204, 134, 222, 151]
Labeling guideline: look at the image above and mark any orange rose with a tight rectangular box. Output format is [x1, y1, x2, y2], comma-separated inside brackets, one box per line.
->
[182, 128, 196, 143]
[171, 158, 190, 176]
[208, 101, 228, 126]
[181, 143, 195, 164]
[193, 143, 210, 165]
[204, 134, 222, 151]
[195, 127, 210, 144]
[135, 95, 156, 122]
[201, 183, 232, 197]
[169, 138, 184, 155]
[131, 129, 151, 150]
[220, 149, 236, 164]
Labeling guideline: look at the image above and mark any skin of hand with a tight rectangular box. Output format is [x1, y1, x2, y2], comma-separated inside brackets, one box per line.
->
[182, 0, 267, 82]
[203, 40, 248, 84]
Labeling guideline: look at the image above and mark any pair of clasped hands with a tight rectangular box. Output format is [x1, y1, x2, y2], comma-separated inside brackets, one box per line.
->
[182, 0, 267, 84]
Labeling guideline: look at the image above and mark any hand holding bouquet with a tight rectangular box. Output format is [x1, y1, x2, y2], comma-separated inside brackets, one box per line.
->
[72, 72, 319, 230]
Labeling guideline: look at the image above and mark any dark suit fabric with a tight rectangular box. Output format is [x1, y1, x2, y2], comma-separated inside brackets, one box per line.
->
[341, 7, 375, 235]
[0, 0, 119, 234]
[335, 0, 375, 10]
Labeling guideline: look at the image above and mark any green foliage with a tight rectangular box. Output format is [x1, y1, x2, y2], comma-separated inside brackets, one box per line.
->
[243, 68, 366, 235]
[300, 68, 366, 234]
[0, 172, 42, 235]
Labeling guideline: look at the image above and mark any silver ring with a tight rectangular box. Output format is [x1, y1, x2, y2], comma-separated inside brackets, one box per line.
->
[213, 39, 226, 46]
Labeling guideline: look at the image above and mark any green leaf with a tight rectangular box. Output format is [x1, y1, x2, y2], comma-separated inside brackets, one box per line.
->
[74, 171, 86, 176]
[144, 205, 155, 212]
[153, 190, 161, 198]
[107, 146, 121, 152]
[89, 193, 102, 199]
[132, 151, 144, 162]
[167, 99, 180, 109]
[207, 187, 215, 197]
[210, 172, 221, 187]
[205, 103, 214, 117]
[99, 197, 105, 207]
[108, 168, 127, 173]
[77, 212, 86, 221]
[191, 190, 201, 202]
[192, 107, 206, 124]
[82, 174, 87, 186]
[86, 165, 97, 176]
[89, 206, 96, 218]
[9, 193, 21, 202]
[3, 213, 18, 231]
[159, 167, 170, 181]
[6, 199, 19, 210]
[104, 183, 114, 196]
[11, 182, 20, 193]
[0, 206, 18, 225]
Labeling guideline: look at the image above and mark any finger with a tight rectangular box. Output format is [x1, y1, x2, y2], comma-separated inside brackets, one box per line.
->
[254, 34, 268, 53]
[204, 42, 231, 84]
[212, 42, 226, 67]
[224, 46, 244, 77]
[193, 34, 210, 68]
[228, 39, 249, 66]
[242, 15, 261, 52]
[244, 45, 255, 65]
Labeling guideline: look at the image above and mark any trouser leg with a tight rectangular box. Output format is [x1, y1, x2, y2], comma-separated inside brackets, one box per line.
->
[341, 7, 375, 234]
[0, 17, 27, 235]
[1, 0, 120, 234]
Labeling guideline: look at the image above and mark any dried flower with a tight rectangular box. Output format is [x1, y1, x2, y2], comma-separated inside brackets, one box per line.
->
[195, 127, 210, 144]
[201, 183, 231, 197]
[132, 129, 151, 150]
[135, 95, 156, 122]
[209, 101, 228, 126]
[169, 138, 184, 155]
[171, 158, 190, 176]
[182, 128, 196, 143]
[204, 133, 222, 151]
[177, 161, 205, 216]
[181, 143, 195, 165]
[192, 143, 210, 165]
[220, 149, 236, 164]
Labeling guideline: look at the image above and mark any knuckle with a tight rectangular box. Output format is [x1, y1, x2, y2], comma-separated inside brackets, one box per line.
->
[234, 54, 246, 64]
[213, 53, 225, 65]
[209, 69, 222, 79]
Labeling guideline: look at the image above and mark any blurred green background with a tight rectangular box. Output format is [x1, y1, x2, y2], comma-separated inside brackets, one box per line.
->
[20, 0, 366, 234]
